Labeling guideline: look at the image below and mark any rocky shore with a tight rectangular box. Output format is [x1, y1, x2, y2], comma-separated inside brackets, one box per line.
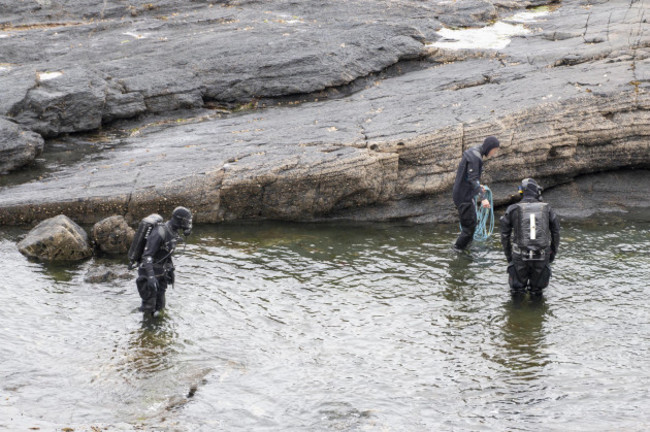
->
[1, 0, 648, 226]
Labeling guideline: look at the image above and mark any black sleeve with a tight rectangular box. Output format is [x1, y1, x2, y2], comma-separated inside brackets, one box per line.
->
[140, 228, 163, 278]
[549, 207, 561, 256]
[467, 154, 484, 201]
[500, 206, 515, 263]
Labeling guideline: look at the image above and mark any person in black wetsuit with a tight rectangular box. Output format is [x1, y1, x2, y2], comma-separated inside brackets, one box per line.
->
[136, 207, 192, 315]
[452, 136, 500, 251]
[500, 179, 560, 296]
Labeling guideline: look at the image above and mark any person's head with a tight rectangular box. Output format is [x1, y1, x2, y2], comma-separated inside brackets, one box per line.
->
[170, 206, 193, 236]
[481, 136, 500, 158]
[518, 178, 543, 200]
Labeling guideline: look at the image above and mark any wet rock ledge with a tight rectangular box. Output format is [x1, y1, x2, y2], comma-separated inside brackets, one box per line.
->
[0, 0, 648, 225]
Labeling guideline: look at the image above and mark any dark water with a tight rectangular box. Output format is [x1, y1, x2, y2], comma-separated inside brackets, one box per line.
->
[1, 220, 649, 431]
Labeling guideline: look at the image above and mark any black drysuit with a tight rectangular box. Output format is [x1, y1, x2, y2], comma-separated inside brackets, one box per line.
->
[136, 222, 177, 313]
[500, 194, 560, 293]
[452, 145, 486, 250]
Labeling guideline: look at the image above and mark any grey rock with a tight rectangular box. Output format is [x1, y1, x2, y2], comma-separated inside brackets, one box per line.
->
[0, 117, 44, 174]
[0, 0, 648, 225]
[8, 67, 107, 137]
[91, 215, 135, 255]
[544, 170, 650, 220]
[0, 67, 39, 116]
[1, 0, 561, 138]
[216, 145, 398, 221]
[102, 82, 148, 123]
[438, 0, 497, 28]
[17, 215, 93, 261]
[0, 0, 437, 135]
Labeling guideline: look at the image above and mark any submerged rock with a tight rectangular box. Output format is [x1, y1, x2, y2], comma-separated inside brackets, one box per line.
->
[0, 117, 44, 174]
[91, 215, 135, 255]
[84, 266, 132, 284]
[17, 215, 93, 261]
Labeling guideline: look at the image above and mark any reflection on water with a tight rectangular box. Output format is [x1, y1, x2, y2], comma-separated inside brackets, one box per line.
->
[500, 296, 549, 377]
[1, 220, 649, 431]
[122, 314, 179, 377]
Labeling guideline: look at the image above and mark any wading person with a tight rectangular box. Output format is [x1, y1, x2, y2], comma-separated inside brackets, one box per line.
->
[500, 178, 560, 296]
[130, 207, 193, 316]
[452, 136, 500, 251]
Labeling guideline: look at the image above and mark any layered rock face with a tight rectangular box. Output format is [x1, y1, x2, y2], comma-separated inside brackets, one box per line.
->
[0, 0, 648, 225]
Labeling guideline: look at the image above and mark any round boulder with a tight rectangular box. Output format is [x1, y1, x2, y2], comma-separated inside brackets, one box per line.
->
[18, 214, 92, 261]
[91, 215, 135, 254]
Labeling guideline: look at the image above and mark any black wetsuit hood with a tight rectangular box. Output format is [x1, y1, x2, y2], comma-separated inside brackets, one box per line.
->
[480, 136, 500, 156]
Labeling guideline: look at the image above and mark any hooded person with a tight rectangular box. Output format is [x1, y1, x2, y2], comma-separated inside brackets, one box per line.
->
[452, 136, 500, 251]
[500, 179, 560, 296]
[136, 206, 193, 316]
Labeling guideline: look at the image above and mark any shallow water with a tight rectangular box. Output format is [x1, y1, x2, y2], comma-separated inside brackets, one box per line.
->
[1, 220, 649, 431]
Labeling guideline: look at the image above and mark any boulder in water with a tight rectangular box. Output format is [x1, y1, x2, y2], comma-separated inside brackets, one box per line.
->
[17, 215, 92, 261]
[91, 215, 135, 255]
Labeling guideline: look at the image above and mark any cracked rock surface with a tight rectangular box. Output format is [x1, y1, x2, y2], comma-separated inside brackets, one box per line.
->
[0, 117, 44, 174]
[0, 0, 648, 225]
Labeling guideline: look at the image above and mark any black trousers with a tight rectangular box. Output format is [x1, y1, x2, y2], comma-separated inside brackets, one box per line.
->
[507, 257, 552, 294]
[136, 270, 168, 313]
[454, 201, 477, 250]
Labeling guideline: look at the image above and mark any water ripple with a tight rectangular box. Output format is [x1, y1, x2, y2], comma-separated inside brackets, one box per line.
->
[1, 221, 649, 430]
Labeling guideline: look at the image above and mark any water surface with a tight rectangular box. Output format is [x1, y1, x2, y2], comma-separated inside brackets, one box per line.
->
[1, 220, 649, 431]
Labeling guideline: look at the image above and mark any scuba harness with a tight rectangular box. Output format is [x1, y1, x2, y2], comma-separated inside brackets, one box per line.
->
[512, 178, 549, 261]
[128, 214, 163, 270]
[513, 202, 550, 261]
[128, 214, 183, 270]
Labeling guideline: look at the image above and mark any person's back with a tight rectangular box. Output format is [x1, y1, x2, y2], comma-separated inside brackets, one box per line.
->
[500, 179, 560, 295]
[452, 146, 483, 207]
[511, 201, 551, 259]
[135, 206, 193, 316]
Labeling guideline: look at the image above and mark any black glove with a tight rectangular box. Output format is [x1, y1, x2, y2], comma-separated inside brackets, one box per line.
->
[167, 268, 175, 285]
[549, 252, 555, 263]
[146, 276, 159, 292]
